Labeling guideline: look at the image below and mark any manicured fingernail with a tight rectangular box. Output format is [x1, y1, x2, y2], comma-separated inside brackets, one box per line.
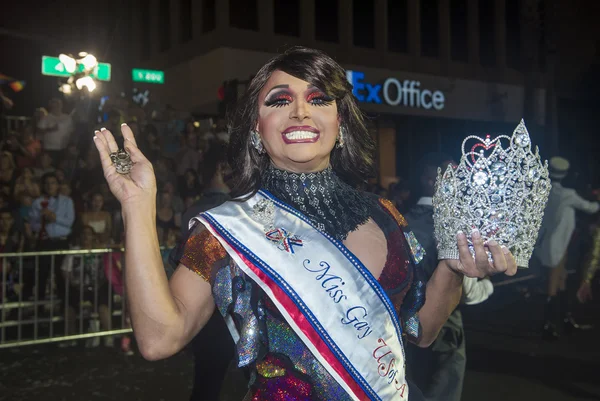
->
[94, 130, 100, 134]
[456, 230, 464, 237]
[472, 229, 480, 237]
[487, 239, 497, 246]
[501, 245, 510, 254]
[100, 127, 106, 131]
[121, 123, 128, 126]
[93, 136, 98, 141]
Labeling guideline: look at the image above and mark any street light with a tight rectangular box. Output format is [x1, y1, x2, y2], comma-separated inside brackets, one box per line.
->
[80, 54, 97, 71]
[58, 53, 77, 74]
[75, 76, 96, 92]
[57, 51, 99, 94]
[59, 83, 72, 94]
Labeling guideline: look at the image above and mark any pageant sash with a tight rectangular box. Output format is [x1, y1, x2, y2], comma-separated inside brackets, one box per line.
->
[193, 191, 408, 401]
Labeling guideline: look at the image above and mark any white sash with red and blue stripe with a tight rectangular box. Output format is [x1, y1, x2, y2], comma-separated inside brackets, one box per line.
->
[193, 190, 409, 401]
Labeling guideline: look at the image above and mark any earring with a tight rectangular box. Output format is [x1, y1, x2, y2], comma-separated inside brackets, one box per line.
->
[250, 130, 265, 154]
[336, 125, 346, 149]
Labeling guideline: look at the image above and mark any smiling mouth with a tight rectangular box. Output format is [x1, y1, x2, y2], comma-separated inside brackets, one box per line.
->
[282, 127, 320, 144]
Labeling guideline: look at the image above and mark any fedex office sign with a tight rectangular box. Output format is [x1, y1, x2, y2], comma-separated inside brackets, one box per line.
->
[346, 70, 445, 111]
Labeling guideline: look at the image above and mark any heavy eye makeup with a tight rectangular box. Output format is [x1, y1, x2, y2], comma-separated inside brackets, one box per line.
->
[306, 89, 334, 106]
[264, 89, 335, 108]
[264, 91, 293, 108]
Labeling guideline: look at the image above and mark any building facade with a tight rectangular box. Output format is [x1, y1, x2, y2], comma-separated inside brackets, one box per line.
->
[129, 0, 547, 180]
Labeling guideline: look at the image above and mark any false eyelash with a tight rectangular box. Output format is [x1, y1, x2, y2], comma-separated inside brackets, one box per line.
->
[306, 91, 334, 106]
[264, 92, 293, 108]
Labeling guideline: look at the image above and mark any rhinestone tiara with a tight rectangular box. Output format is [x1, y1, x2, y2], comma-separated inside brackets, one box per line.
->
[432, 120, 550, 268]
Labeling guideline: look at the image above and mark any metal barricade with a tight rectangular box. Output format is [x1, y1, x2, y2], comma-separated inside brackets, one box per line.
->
[0, 248, 132, 348]
[2, 115, 31, 136]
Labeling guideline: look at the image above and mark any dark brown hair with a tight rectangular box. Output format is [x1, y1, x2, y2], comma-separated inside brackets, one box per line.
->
[227, 46, 375, 198]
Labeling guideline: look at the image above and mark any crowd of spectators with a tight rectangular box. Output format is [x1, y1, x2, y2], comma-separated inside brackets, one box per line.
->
[0, 92, 415, 359]
[0, 95, 230, 311]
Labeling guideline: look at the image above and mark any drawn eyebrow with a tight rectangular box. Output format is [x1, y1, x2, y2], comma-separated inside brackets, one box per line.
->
[265, 84, 290, 97]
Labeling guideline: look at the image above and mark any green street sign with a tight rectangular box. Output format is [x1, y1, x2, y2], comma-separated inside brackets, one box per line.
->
[132, 68, 165, 84]
[42, 56, 70, 77]
[41, 56, 111, 81]
[94, 63, 111, 81]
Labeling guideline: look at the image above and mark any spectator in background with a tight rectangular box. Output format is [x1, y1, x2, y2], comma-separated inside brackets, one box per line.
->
[160, 105, 184, 158]
[73, 147, 103, 201]
[28, 172, 75, 305]
[0, 131, 20, 158]
[14, 125, 42, 169]
[175, 141, 233, 401]
[162, 181, 184, 214]
[154, 157, 177, 188]
[0, 208, 24, 302]
[13, 167, 40, 200]
[81, 192, 113, 246]
[156, 190, 181, 245]
[0, 151, 17, 192]
[60, 225, 111, 347]
[537, 157, 600, 339]
[36, 98, 74, 162]
[60, 143, 80, 181]
[105, 109, 123, 136]
[179, 168, 202, 200]
[0, 207, 24, 252]
[138, 124, 161, 163]
[405, 153, 494, 401]
[33, 152, 55, 179]
[59, 181, 72, 198]
[32, 108, 47, 134]
[390, 179, 412, 214]
[54, 169, 66, 184]
[16, 192, 34, 245]
[176, 125, 202, 177]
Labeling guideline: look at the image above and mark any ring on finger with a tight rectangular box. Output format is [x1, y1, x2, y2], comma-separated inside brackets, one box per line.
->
[110, 149, 133, 174]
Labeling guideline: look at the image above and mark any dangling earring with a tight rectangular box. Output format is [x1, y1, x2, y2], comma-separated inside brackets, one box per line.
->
[336, 125, 346, 149]
[250, 130, 265, 154]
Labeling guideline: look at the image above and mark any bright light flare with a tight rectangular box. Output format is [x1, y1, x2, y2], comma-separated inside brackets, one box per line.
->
[59, 53, 76, 73]
[59, 84, 72, 94]
[80, 54, 97, 70]
[76, 76, 96, 92]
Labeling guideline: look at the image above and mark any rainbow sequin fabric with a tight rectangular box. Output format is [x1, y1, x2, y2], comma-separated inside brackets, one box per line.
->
[182, 197, 426, 400]
[180, 227, 227, 282]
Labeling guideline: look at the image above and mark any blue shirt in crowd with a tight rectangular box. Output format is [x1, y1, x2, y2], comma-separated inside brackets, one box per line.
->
[29, 195, 75, 239]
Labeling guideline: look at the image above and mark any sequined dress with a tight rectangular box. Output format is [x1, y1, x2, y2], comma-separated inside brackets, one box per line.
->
[177, 195, 426, 401]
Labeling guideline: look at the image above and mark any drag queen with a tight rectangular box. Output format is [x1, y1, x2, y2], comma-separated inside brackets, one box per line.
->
[93, 47, 517, 401]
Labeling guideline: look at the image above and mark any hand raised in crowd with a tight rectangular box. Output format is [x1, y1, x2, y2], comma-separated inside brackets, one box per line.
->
[442, 229, 518, 279]
[93, 124, 156, 207]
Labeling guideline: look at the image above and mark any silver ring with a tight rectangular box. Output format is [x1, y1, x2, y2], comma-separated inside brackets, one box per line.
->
[110, 149, 133, 174]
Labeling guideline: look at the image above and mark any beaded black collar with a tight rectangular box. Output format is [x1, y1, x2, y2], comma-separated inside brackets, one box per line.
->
[261, 165, 373, 240]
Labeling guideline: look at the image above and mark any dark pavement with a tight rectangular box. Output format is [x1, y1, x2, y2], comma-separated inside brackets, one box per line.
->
[1, 275, 599, 401]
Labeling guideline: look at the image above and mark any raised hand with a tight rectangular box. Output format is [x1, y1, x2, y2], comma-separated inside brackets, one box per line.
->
[443, 229, 518, 278]
[93, 124, 156, 206]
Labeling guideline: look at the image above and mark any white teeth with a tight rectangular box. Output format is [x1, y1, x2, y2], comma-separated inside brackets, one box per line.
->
[284, 130, 318, 140]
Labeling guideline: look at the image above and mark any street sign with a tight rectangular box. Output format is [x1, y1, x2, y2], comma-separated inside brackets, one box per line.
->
[41, 56, 111, 81]
[132, 68, 165, 84]
[42, 56, 70, 77]
[94, 63, 111, 81]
